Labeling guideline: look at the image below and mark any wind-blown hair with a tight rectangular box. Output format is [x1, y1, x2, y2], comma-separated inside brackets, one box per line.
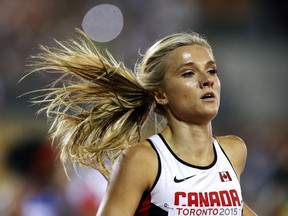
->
[27, 29, 211, 179]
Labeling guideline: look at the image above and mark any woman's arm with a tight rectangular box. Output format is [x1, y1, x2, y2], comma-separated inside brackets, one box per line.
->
[243, 202, 258, 216]
[216, 135, 257, 216]
[96, 141, 158, 216]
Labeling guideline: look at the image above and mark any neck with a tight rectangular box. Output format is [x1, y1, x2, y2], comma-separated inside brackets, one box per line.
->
[161, 120, 213, 152]
[161, 121, 215, 166]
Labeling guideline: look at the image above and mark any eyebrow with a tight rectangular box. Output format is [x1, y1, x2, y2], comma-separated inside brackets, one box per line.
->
[176, 60, 216, 71]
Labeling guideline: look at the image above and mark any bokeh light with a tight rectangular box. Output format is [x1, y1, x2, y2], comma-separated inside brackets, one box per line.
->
[0, 1, 287, 215]
[82, 4, 123, 42]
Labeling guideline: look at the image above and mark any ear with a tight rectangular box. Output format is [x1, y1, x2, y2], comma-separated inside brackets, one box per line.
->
[152, 88, 168, 105]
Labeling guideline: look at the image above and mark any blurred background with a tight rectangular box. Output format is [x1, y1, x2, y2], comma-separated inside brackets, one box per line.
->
[0, 0, 287, 215]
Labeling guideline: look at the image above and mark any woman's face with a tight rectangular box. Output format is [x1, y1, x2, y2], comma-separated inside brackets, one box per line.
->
[157, 45, 221, 124]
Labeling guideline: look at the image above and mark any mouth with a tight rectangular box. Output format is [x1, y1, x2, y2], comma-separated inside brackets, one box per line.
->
[201, 92, 215, 100]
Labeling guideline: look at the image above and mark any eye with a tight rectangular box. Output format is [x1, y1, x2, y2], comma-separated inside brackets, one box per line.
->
[207, 69, 218, 75]
[182, 71, 195, 78]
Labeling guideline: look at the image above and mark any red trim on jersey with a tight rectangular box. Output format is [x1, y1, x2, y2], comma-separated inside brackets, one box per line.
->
[135, 194, 152, 216]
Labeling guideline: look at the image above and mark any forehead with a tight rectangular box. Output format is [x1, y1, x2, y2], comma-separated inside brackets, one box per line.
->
[165, 45, 214, 69]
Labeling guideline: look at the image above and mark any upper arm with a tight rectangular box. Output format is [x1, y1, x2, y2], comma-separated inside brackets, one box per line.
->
[97, 142, 158, 216]
[216, 136, 257, 215]
[243, 203, 258, 216]
[216, 135, 248, 179]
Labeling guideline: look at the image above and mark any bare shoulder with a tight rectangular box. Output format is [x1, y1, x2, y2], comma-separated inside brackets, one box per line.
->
[121, 140, 158, 172]
[98, 140, 158, 215]
[110, 140, 158, 190]
[123, 140, 157, 159]
[215, 135, 248, 178]
[215, 135, 247, 152]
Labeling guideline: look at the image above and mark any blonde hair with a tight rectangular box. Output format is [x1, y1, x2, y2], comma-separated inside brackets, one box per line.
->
[137, 32, 211, 113]
[28, 29, 211, 179]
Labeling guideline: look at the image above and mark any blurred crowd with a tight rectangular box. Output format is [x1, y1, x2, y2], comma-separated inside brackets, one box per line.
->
[0, 0, 287, 215]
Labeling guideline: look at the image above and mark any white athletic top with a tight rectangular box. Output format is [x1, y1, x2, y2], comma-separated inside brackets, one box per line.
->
[135, 134, 243, 216]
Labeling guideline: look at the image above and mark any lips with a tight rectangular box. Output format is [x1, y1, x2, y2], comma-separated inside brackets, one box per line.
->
[201, 92, 215, 99]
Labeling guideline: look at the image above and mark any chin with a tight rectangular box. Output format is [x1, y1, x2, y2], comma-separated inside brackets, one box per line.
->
[206, 107, 219, 115]
[204, 109, 219, 121]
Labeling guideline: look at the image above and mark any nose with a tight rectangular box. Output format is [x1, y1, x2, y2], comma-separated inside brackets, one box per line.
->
[200, 76, 214, 89]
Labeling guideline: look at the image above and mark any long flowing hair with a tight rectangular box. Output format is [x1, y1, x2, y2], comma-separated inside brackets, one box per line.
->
[25, 29, 211, 179]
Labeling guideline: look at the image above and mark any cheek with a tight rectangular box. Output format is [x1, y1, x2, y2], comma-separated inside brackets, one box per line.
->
[182, 81, 198, 96]
[216, 79, 221, 94]
[215, 79, 221, 104]
[167, 81, 198, 101]
[186, 80, 198, 89]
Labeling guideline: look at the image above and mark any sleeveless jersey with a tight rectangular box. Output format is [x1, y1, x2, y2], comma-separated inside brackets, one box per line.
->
[135, 134, 243, 216]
